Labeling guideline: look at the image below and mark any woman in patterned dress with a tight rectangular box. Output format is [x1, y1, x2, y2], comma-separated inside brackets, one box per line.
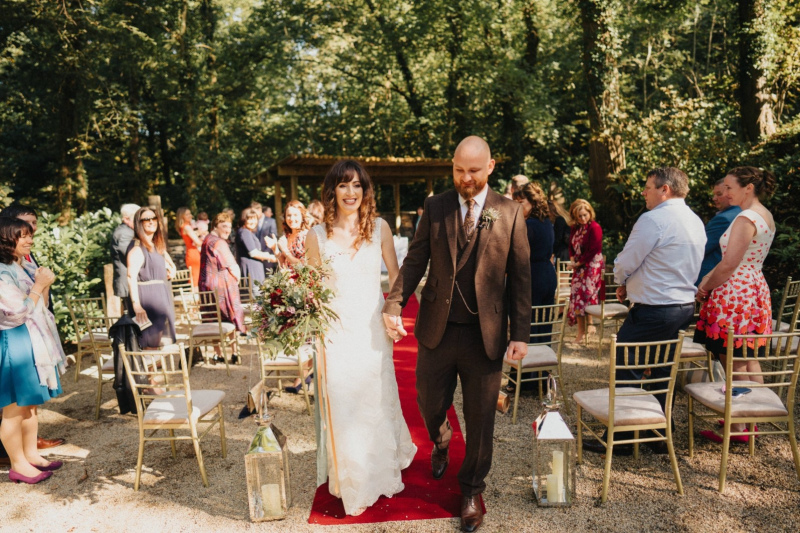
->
[695, 167, 776, 442]
[567, 199, 604, 344]
[199, 212, 245, 363]
[276, 200, 311, 268]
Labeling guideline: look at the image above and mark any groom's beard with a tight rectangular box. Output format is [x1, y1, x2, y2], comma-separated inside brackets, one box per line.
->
[454, 180, 487, 200]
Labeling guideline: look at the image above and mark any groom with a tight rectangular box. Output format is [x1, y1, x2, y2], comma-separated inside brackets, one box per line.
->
[383, 136, 531, 532]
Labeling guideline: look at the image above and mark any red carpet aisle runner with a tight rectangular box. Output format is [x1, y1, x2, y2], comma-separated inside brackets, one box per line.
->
[308, 295, 484, 525]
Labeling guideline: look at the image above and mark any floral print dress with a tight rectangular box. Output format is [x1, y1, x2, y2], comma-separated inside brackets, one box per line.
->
[567, 221, 604, 326]
[694, 209, 774, 355]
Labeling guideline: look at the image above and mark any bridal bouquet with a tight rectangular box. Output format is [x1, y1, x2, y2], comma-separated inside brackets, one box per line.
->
[253, 262, 339, 358]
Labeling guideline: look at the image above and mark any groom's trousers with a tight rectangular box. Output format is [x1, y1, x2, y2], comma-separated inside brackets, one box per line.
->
[416, 322, 503, 496]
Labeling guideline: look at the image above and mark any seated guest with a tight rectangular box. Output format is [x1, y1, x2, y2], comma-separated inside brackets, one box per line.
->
[0, 217, 66, 483]
[696, 178, 742, 285]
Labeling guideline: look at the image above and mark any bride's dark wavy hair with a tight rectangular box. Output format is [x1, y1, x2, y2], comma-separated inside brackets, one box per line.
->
[322, 160, 378, 248]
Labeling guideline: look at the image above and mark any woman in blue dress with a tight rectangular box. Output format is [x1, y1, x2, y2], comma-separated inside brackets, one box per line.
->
[0, 217, 66, 484]
[235, 207, 277, 295]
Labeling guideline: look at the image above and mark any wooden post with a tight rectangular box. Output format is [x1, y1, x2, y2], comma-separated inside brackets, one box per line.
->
[393, 182, 401, 235]
[426, 177, 434, 197]
[274, 181, 283, 236]
[290, 176, 299, 202]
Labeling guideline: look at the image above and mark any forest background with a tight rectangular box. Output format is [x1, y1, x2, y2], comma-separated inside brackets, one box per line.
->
[1, 0, 799, 332]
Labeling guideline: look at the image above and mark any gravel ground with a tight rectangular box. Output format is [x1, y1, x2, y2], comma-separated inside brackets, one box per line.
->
[1, 322, 799, 533]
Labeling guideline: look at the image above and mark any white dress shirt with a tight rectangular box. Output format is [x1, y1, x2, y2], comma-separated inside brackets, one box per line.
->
[613, 198, 706, 305]
[458, 185, 489, 233]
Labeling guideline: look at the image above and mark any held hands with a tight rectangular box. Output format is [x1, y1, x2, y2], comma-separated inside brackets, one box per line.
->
[133, 302, 148, 324]
[382, 313, 407, 342]
[505, 341, 527, 361]
[34, 266, 55, 288]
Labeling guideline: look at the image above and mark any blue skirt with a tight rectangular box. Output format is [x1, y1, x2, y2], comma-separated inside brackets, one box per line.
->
[0, 324, 62, 408]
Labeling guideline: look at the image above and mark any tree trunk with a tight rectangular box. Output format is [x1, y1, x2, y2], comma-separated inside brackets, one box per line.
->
[738, 0, 776, 142]
[578, 0, 625, 232]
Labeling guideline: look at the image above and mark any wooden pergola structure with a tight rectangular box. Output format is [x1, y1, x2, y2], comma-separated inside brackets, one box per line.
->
[256, 155, 453, 234]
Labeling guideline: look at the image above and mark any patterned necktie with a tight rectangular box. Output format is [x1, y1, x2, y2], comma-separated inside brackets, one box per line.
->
[463, 199, 476, 237]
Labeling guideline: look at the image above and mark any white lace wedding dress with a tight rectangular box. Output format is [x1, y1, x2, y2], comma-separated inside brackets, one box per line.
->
[313, 222, 417, 515]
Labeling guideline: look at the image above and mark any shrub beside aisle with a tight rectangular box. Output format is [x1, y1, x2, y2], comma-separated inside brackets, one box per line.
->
[34, 208, 120, 343]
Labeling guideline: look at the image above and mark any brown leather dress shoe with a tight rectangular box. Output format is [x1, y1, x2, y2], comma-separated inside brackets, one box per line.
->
[37, 437, 65, 450]
[460, 495, 483, 532]
[431, 444, 449, 479]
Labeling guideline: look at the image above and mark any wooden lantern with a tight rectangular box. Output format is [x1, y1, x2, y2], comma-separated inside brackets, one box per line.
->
[532, 410, 576, 507]
[245, 425, 292, 521]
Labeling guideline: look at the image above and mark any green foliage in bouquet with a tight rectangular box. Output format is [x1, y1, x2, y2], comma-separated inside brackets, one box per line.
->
[253, 262, 339, 358]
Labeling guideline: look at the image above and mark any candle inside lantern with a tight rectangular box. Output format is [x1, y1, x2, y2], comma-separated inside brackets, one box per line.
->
[261, 483, 282, 516]
[546, 474, 559, 503]
[552, 450, 564, 479]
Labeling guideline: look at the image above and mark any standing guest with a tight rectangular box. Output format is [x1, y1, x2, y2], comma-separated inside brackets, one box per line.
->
[548, 199, 571, 263]
[175, 207, 203, 288]
[0, 204, 65, 453]
[110, 204, 140, 312]
[696, 179, 742, 285]
[235, 208, 277, 294]
[0, 217, 66, 483]
[567, 199, 603, 344]
[277, 200, 311, 268]
[252, 202, 277, 248]
[583, 167, 705, 456]
[383, 136, 530, 532]
[127, 207, 177, 349]
[695, 167, 776, 443]
[307, 200, 324, 226]
[195, 211, 210, 238]
[199, 212, 245, 364]
[508, 182, 557, 394]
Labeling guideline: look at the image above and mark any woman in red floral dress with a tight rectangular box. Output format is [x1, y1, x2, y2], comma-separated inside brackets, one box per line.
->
[567, 199, 604, 344]
[694, 166, 776, 442]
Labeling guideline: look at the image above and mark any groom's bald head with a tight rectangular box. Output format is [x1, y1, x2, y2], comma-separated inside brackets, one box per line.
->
[453, 136, 494, 200]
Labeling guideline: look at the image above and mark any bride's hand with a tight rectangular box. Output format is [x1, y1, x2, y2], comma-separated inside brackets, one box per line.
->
[382, 313, 407, 342]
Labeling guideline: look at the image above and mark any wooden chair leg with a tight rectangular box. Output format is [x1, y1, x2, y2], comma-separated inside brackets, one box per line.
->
[789, 418, 800, 481]
[169, 429, 177, 458]
[601, 432, 614, 503]
[687, 396, 695, 458]
[511, 365, 522, 425]
[218, 405, 227, 458]
[191, 429, 209, 488]
[576, 405, 584, 464]
[666, 425, 683, 495]
[719, 421, 732, 492]
[134, 431, 146, 491]
[95, 376, 103, 420]
[596, 318, 605, 358]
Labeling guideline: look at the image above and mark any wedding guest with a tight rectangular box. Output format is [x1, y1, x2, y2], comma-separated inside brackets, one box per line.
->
[695, 167, 776, 443]
[307, 200, 324, 226]
[584, 167, 705, 457]
[696, 179, 742, 284]
[127, 207, 177, 349]
[195, 211, 210, 238]
[0, 217, 66, 483]
[567, 199, 603, 344]
[0, 204, 65, 452]
[235, 208, 277, 294]
[111, 203, 140, 312]
[175, 207, 203, 287]
[548, 198, 571, 263]
[508, 183, 557, 394]
[199, 212, 245, 363]
[277, 200, 311, 268]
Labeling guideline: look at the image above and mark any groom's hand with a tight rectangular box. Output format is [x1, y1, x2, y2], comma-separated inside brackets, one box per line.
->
[505, 341, 527, 361]
[382, 313, 408, 341]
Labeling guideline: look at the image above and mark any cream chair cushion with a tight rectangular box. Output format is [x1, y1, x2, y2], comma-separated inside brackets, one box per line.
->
[770, 335, 799, 351]
[585, 303, 629, 319]
[772, 319, 791, 333]
[80, 332, 109, 344]
[143, 390, 226, 425]
[504, 345, 557, 368]
[573, 387, 666, 426]
[685, 380, 788, 417]
[680, 338, 707, 358]
[192, 322, 236, 337]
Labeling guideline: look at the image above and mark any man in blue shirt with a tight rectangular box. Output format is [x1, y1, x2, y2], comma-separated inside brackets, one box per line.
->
[583, 167, 706, 456]
[696, 179, 741, 285]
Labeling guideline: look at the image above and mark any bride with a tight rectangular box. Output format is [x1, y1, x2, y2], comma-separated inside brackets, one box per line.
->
[305, 159, 417, 516]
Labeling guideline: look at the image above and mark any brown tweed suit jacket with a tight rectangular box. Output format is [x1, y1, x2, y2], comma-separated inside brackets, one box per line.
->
[383, 188, 531, 359]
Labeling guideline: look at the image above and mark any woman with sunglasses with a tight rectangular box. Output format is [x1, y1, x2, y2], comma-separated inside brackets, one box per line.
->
[126, 207, 177, 348]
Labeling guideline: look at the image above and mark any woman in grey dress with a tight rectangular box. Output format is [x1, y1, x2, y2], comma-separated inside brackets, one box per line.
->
[126, 207, 177, 348]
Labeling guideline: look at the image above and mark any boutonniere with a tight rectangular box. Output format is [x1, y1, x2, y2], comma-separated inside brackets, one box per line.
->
[478, 207, 501, 230]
